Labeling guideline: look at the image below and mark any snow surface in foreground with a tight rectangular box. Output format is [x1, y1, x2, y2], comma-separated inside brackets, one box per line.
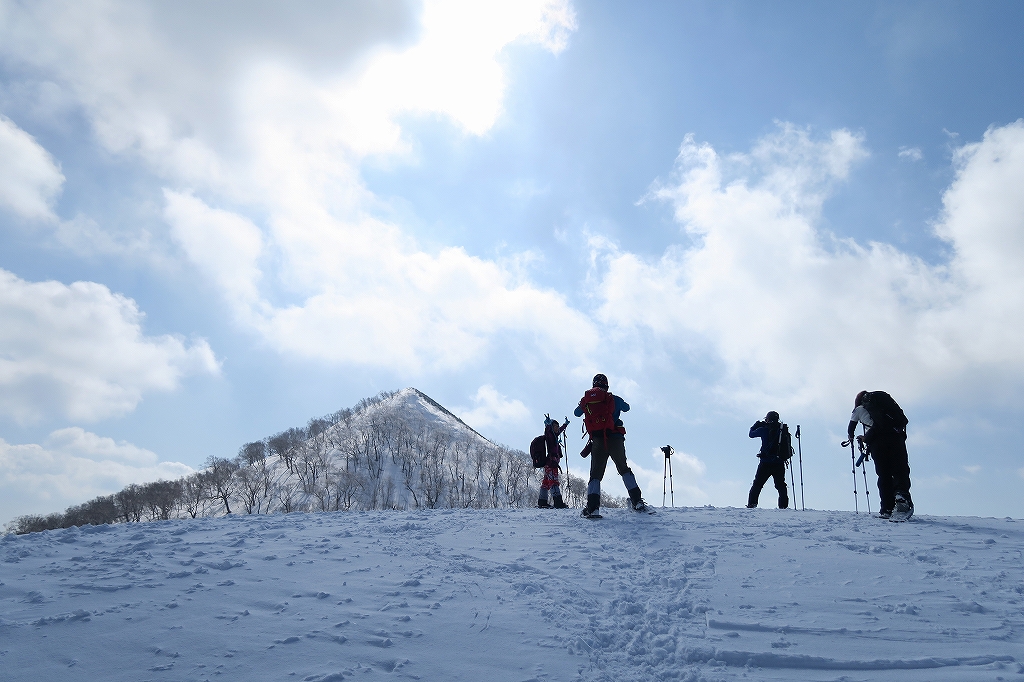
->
[1, 507, 1022, 681]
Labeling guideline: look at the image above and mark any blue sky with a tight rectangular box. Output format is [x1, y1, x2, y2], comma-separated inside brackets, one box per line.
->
[2, 0, 1023, 524]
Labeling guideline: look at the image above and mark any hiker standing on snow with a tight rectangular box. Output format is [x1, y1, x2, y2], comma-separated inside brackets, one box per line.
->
[574, 373, 649, 517]
[746, 411, 789, 509]
[538, 416, 569, 508]
[848, 390, 914, 520]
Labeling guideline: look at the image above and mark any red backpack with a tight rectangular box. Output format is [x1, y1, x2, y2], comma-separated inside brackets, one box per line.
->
[578, 388, 623, 435]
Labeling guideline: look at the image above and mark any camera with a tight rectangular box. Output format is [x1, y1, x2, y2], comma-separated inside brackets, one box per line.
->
[660, 445, 674, 458]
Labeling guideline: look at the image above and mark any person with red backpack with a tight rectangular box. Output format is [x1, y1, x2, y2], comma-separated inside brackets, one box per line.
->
[538, 416, 569, 508]
[573, 373, 649, 517]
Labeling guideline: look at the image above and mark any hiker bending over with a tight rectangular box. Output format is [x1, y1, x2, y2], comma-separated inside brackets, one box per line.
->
[538, 416, 569, 508]
[747, 411, 789, 509]
[849, 390, 913, 520]
[574, 373, 649, 517]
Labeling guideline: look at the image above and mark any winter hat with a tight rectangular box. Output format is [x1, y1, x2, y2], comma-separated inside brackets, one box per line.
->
[765, 411, 780, 423]
[592, 373, 609, 389]
[855, 390, 869, 407]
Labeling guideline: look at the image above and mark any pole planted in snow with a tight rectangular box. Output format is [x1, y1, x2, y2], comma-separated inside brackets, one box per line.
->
[842, 437, 859, 513]
[561, 417, 570, 507]
[858, 426, 871, 514]
[795, 425, 805, 511]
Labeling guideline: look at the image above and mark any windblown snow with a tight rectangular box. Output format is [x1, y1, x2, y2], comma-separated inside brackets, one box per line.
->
[2, 507, 1021, 681]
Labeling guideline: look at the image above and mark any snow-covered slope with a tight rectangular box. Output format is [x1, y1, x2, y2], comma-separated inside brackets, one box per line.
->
[346, 387, 491, 444]
[4, 388, 549, 535]
[271, 387, 536, 512]
[2, 507, 1021, 681]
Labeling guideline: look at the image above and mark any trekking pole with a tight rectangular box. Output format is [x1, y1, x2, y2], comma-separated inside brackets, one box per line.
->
[795, 425, 805, 510]
[561, 417, 570, 507]
[841, 437, 859, 513]
[660, 446, 674, 507]
[860, 459, 871, 514]
[788, 459, 796, 510]
[857, 429, 871, 514]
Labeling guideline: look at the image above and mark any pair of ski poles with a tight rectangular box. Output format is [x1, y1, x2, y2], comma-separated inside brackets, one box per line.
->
[840, 427, 871, 513]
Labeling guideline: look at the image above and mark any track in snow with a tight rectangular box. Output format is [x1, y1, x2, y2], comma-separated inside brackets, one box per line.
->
[1, 507, 1021, 681]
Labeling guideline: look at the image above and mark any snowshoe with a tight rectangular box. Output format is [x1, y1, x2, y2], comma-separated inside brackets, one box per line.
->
[630, 498, 656, 514]
[877, 509, 893, 520]
[891, 493, 914, 522]
[580, 507, 602, 519]
[537, 499, 550, 508]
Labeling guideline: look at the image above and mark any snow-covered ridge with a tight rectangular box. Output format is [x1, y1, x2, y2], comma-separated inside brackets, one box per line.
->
[7, 388, 541, 534]
[262, 386, 534, 512]
[396, 387, 492, 444]
[1, 506, 1021, 680]
[342, 387, 491, 445]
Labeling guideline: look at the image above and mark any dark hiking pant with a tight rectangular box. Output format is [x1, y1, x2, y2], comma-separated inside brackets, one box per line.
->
[871, 435, 912, 513]
[748, 459, 788, 509]
[586, 435, 640, 510]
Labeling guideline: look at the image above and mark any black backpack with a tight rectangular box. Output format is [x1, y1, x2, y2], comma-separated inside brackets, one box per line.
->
[863, 391, 908, 432]
[778, 423, 793, 461]
[529, 436, 547, 468]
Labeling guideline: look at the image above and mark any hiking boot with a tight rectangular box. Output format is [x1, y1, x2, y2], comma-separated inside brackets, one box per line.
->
[630, 498, 650, 513]
[580, 507, 600, 519]
[552, 495, 568, 509]
[537, 499, 550, 508]
[894, 492, 913, 520]
[878, 509, 893, 519]
[745, 504, 757, 509]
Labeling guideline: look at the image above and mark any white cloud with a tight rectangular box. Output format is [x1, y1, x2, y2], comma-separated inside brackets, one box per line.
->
[898, 145, 923, 161]
[0, 268, 219, 422]
[133, 2, 589, 373]
[0, 114, 64, 221]
[454, 385, 531, 431]
[0, 427, 192, 524]
[963, 465, 980, 474]
[163, 190, 264, 310]
[1, 1, 585, 374]
[359, 0, 576, 137]
[595, 120, 1024, 414]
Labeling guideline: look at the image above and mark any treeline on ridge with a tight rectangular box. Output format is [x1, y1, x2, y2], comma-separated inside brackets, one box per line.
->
[6, 390, 606, 535]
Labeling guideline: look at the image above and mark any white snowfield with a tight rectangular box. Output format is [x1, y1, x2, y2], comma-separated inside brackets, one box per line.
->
[1, 507, 1021, 682]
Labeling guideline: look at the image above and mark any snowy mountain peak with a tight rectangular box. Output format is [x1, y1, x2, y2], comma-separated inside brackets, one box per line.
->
[355, 388, 491, 445]
[5, 388, 536, 534]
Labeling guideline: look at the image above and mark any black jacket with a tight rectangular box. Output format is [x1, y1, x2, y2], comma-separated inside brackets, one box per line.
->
[749, 421, 782, 463]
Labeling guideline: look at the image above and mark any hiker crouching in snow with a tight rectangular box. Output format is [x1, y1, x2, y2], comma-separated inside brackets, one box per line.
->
[538, 416, 569, 508]
[747, 411, 789, 509]
[574, 373, 649, 517]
